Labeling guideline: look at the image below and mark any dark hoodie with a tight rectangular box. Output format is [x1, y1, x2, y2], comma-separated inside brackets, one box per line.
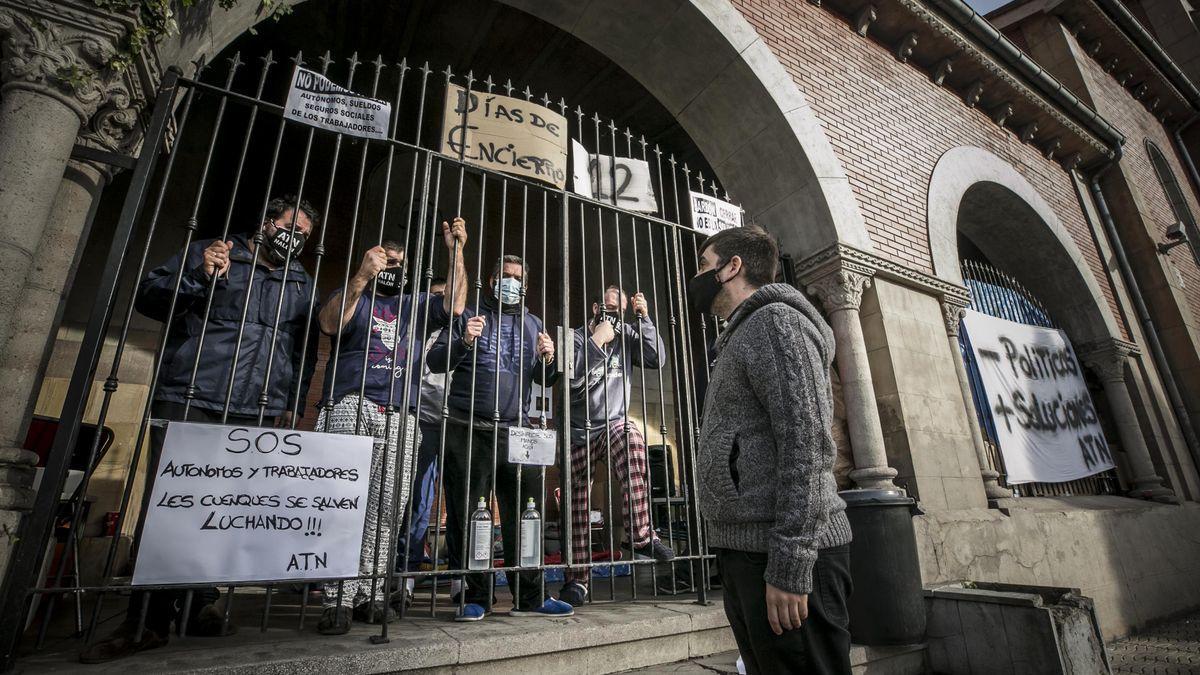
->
[426, 292, 559, 427]
[697, 283, 852, 595]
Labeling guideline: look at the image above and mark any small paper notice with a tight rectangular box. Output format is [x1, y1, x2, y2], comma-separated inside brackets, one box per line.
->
[507, 426, 557, 466]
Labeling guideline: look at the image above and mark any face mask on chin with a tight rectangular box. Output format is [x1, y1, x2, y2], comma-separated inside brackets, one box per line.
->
[687, 261, 728, 316]
[264, 226, 307, 266]
[375, 267, 402, 296]
[494, 277, 522, 305]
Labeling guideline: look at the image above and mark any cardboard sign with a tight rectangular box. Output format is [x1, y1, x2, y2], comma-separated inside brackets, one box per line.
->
[284, 66, 391, 141]
[507, 426, 557, 466]
[441, 84, 568, 188]
[689, 191, 743, 234]
[570, 140, 659, 214]
[961, 310, 1115, 484]
[132, 422, 373, 585]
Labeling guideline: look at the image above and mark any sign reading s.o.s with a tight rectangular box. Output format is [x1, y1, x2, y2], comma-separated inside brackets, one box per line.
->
[132, 422, 373, 585]
[440, 84, 569, 188]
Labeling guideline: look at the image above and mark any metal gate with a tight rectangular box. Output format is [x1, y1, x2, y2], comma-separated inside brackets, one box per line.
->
[958, 258, 1121, 498]
[0, 50, 727, 663]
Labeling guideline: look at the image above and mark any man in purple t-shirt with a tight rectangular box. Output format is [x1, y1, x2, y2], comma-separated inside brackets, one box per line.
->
[314, 218, 467, 635]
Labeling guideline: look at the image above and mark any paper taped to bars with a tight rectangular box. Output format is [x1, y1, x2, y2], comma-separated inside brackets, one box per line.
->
[441, 84, 569, 188]
[132, 422, 373, 585]
[284, 66, 392, 141]
[961, 310, 1114, 484]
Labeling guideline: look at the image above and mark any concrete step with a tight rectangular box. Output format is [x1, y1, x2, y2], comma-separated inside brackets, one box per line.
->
[621, 644, 927, 674]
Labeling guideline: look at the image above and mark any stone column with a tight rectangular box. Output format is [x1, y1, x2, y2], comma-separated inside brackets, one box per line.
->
[807, 268, 899, 490]
[1080, 340, 1177, 503]
[0, 1, 151, 576]
[941, 300, 1011, 500]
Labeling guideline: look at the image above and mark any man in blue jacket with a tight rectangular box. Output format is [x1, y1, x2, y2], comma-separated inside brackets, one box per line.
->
[81, 195, 319, 663]
[426, 254, 573, 621]
[313, 220, 466, 635]
[559, 285, 674, 607]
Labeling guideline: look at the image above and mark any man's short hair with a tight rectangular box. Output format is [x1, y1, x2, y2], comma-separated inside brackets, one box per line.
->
[698, 226, 778, 288]
[266, 195, 321, 230]
[491, 254, 527, 281]
[380, 239, 405, 256]
[429, 275, 448, 287]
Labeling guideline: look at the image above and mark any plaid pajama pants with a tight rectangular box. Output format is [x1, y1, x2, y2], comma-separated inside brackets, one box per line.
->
[566, 419, 654, 585]
[317, 394, 417, 609]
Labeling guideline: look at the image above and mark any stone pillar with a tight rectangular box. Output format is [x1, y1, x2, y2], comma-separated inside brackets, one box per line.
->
[0, 1, 153, 577]
[1080, 340, 1177, 503]
[941, 300, 1011, 500]
[807, 268, 899, 490]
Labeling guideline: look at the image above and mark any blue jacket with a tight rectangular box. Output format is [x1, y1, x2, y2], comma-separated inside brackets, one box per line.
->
[427, 293, 559, 427]
[136, 234, 318, 418]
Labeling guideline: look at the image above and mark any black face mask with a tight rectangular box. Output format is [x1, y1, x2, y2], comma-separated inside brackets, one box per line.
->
[596, 309, 621, 329]
[264, 227, 307, 266]
[687, 263, 727, 316]
[375, 267, 402, 296]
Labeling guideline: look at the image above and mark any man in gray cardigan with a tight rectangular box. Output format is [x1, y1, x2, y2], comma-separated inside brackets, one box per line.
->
[690, 226, 853, 673]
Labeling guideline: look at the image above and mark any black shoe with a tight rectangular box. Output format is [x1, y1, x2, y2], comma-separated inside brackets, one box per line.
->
[79, 622, 168, 664]
[353, 600, 397, 624]
[186, 603, 238, 637]
[626, 539, 676, 562]
[317, 606, 353, 635]
[559, 581, 588, 607]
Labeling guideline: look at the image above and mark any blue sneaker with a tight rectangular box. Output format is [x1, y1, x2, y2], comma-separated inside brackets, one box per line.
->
[454, 603, 490, 622]
[509, 597, 575, 617]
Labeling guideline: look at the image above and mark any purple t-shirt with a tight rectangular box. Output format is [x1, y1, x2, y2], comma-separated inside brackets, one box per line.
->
[321, 291, 450, 409]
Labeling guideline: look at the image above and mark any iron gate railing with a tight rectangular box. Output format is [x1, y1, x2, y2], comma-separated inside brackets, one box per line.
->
[0, 50, 732, 664]
[958, 258, 1121, 498]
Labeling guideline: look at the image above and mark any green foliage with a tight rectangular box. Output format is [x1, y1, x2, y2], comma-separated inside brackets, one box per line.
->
[92, 0, 292, 72]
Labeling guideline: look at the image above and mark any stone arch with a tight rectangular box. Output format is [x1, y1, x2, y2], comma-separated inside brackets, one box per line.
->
[157, 0, 871, 259]
[927, 146, 1120, 343]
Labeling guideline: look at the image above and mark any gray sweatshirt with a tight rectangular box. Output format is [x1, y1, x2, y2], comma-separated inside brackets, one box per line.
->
[698, 283, 852, 595]
[569, 315, 665, 444]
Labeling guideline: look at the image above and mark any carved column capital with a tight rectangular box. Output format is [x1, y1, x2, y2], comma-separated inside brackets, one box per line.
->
[807, 269, 874, 313]
[1078, 338, 1139, 384]
[0, 1, 158, 126]
[940, 300, 967, 337]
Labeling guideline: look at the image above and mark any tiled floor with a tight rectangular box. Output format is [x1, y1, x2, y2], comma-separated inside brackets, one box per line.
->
[1110, 613, 1200, 674]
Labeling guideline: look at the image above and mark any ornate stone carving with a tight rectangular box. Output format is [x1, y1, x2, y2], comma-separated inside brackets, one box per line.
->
[1043, 137, 1061, 160]
[1062, 152, 1083, 172]
[795, 243, 971, 308]
[1103, 56, 1119, 73]
[896, 32, 918, 63]
[1019, 122, 1039, 143]
[941, 301, 966, 337]
[932, 57, 954, 86]
[1078, 338, 1139, 384]
[854, 5, 877, 37]
[964, 81, 984, 108]
[992, 102, 1013, 127]
[807, 269, 873, 313]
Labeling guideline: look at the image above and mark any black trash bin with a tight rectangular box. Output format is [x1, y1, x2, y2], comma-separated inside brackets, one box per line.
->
[841, 488, 926, 645]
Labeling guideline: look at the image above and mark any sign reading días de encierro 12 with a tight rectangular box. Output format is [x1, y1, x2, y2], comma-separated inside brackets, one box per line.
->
[961, 310, 1114, 484]
[133, 422, 373, 585]
[440, 84, 569, 189]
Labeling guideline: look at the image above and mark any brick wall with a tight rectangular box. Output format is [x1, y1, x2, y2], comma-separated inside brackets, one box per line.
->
[1065, 27, 1200, 329]
[729, 0, 1129, 337]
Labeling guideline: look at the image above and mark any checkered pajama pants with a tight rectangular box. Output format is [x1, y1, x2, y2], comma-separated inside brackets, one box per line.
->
[317, 394, 417, 609]
[566, 419, 653, 585]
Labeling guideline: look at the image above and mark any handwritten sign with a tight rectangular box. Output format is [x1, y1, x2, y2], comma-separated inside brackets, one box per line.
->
[507, 426, 557, 466]
[961, 310, 1114, 484]
[689, 191, 742, 235]
[440, 84, 568, 188]
[570, 140, 659, 213]
[132, 422, 373, 585]
[284, 66, 391, 141]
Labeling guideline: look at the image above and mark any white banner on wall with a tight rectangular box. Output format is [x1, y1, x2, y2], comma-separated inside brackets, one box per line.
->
[961, 310, 1114, 484]
[570, 140, 659, 213]
[133, 422, 373, 585]
[689, 191, 742, 235]
[284, 66, 392, 141]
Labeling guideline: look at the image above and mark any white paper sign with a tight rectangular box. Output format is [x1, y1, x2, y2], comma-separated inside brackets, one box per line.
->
[570, 140, 659, 214]
[284, 66, 392, 141]
[689, 191, 742, 234]
[961, 310, 1114, 484]
[527, 383, 554, 423]
[507, 426, 557, 466]
[133, 422, 373, 585]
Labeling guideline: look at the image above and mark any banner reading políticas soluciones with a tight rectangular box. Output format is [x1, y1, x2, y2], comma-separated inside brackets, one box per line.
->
[961, 309, 1114, 484]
